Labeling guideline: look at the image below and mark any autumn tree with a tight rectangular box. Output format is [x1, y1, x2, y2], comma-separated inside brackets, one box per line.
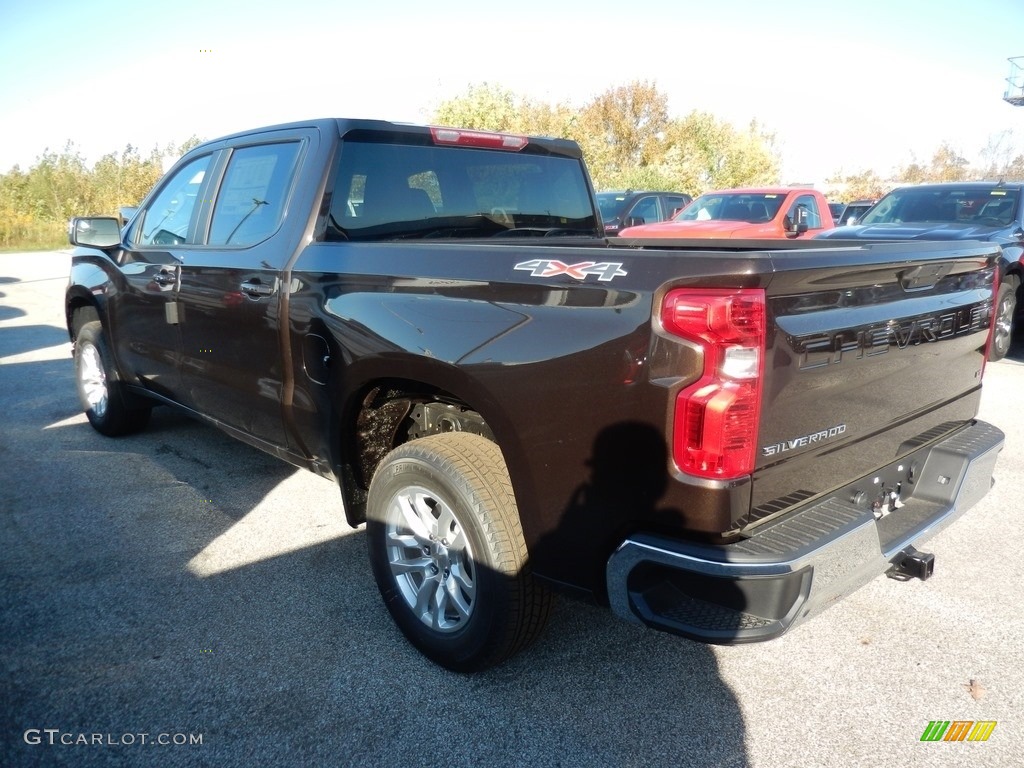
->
[895, 142, 971, 184]
[431, 82, 780, 194]
[91, 144, 165, 216]
[575, 81, 669, 182]
[975, 130, 1024, 180]
[825, 168, 889, 202]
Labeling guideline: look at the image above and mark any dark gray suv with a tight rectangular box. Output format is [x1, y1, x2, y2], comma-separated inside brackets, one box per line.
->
[817, 182, 1023, 360]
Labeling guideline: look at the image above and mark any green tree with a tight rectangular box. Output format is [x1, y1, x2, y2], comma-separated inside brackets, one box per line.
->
[0, 135, 207, 251]
[433, 83, 521, 131]
[660, 113, 779, 195]
[0, 167, 33, 248]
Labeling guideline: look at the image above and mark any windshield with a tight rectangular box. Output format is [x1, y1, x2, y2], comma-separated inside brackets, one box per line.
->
[326, 137, 598, 241]
[596, 192, 628, 220]
[860, 187, 1020, 226]
[675, 192, 786, 223]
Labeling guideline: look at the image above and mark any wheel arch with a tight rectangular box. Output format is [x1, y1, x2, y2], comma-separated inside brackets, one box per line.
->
[330, 367, 532, 533]
[66, 289, 102, 342]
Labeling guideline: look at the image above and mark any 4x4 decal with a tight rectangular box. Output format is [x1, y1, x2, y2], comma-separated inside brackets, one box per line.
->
[513, 259, 627, 282]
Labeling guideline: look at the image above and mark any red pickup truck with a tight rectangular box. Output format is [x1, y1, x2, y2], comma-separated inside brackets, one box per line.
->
[620, 187, 834, 239]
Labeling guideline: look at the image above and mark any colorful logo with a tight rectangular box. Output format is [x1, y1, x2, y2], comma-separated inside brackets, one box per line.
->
[513, 259, 627, 282]
[920, 721, 997, 742]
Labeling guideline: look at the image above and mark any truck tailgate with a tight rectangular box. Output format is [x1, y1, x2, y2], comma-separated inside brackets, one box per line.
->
[606, 240, 1002, 644]
[749, 240, 999, 527]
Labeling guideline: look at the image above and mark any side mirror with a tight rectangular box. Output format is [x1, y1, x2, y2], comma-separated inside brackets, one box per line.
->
[68, 217, 122, 248]
[623, 216, 645, 228]
[785, 207, 810, 237]
[846, 216, 859, 226]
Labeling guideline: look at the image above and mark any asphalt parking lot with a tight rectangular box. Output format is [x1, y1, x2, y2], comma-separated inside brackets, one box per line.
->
[1, 250, 1021, 768]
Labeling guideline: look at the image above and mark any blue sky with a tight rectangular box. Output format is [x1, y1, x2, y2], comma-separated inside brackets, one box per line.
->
[2, 0, 1023, 185]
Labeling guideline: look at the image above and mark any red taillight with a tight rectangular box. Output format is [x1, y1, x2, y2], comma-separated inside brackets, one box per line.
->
[661, 288, 766, 479]
[429, 126, 528, 151]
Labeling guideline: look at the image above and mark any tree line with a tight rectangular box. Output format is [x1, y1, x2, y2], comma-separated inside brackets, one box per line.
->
[2, 81, 1021, 251]
[433, 81, 780, 195]
[0, 139, 200, 250]
[828, 135, 1024, 201]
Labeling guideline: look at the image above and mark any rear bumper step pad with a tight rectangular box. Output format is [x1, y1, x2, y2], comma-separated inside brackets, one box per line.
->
[606, 420, 1004, 643]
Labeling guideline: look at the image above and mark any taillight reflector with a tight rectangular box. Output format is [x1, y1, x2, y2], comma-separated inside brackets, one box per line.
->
[662, 288, 766, 479]
[429, 126, 528, 151]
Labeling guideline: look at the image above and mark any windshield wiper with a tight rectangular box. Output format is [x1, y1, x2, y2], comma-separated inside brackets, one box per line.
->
[491, 227, 596, 238]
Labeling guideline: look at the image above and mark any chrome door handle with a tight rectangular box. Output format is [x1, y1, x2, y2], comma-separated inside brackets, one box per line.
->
[240, 280, 273, 297]
[153, 268, 177, 286]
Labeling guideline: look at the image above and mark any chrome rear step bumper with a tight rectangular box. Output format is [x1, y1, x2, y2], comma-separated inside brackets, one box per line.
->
[606, 420, 1004, 643]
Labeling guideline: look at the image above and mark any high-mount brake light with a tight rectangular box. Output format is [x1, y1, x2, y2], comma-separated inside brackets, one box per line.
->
[429, 126, 529, 151]
[661, 288, 766, 480]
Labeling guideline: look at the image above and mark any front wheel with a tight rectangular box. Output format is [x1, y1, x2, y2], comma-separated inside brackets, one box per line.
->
[990, 278, 1018, 361]
[366, 433, 551, 672]
[74, 321, 151, 436]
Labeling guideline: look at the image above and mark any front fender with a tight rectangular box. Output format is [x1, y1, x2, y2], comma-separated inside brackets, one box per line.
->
[66, 248, 121, 338]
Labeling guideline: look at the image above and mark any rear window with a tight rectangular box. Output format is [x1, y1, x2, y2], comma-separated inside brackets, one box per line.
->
[596, 192, 628, 220]
[326, 137, 597, 241]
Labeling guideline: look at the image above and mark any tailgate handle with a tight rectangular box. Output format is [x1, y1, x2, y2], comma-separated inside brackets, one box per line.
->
[240, 279, 273, 297]
[899, 263, 952, 291]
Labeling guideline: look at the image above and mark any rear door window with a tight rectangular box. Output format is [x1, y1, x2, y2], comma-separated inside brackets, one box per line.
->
[627, 195, 661, 224]
[665, 195, 690, 218]
[208, 142, 301, 246]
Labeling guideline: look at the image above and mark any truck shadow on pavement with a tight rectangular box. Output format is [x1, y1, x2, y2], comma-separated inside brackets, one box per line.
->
[1, 249, 754, 764]
[3, 363, 748, 768]
[0, 323, 68, 359]
[1004, 333, 1024, 362]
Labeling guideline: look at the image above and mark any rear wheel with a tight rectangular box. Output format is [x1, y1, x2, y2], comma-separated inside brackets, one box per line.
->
[366, 433, 551, 672]
[74, 321, 151, 436]
[990, 278, 1018, 361]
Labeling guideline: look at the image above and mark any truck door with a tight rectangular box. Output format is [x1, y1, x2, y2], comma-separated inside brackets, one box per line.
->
[115, 154, 215, 403]
[175, 137, 306, 447]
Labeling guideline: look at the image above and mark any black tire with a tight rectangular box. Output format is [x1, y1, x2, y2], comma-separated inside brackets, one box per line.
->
[366, 433, 551, 672]
[74, 320, 152, 436]
[990, 278, 1018, 361]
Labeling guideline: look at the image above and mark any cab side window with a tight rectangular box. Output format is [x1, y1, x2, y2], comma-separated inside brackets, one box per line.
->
[665, 195, 690, 218]
[208, 142, 301, 246]
[629, 196, 661, 224]
[788, 194, 823, 229]
[133, 155, 212, 247]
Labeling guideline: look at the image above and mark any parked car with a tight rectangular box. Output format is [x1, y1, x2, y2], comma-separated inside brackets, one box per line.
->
[816, 182, 1023, 359]
[595, 190, 692, 235]
[620, 187, 834, 239]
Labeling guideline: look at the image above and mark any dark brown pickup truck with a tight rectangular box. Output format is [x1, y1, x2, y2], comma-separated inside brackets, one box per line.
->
[66, 119, 1004, 671]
